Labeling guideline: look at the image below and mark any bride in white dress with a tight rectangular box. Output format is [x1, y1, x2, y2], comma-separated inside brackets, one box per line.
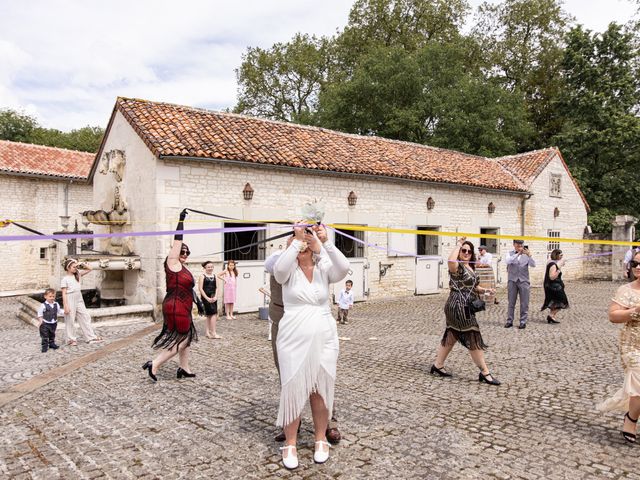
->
[273, 224, 350, 468]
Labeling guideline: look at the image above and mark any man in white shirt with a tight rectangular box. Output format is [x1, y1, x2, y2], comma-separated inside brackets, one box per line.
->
[477, 245, 493, 266]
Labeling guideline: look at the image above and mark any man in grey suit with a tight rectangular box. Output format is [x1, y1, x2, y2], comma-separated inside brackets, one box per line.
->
[505, 239, 536, 329]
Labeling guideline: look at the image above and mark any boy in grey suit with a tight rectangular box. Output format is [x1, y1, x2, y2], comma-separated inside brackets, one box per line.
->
[505, 239, 536, 329]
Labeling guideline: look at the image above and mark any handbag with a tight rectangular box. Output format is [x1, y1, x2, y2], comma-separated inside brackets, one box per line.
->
[192, 289, 205, 316]
[469, 297, 486, 314]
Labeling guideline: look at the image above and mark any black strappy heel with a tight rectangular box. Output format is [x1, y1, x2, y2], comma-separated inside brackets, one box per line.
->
[622, 412, 638, 443]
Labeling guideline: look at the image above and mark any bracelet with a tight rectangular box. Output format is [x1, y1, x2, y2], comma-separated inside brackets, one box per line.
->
[631, 311, 640, 321]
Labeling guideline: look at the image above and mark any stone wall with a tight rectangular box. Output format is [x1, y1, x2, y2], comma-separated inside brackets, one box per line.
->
[524, 154, 589, 283]
[0, 174, 95, 292]
[582, 233, 612, 280]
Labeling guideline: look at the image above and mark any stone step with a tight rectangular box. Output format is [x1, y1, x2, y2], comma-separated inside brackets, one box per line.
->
[17, 296, 156, 327]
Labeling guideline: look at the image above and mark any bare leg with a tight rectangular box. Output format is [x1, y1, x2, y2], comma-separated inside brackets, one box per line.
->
[469, 349, 489, 375]
[623, 396, 640, 436]
[211, 314, 220, 337]
[151, 344, 179, 374]
[230, 303, 236, 319]
[225, 304, 232, 320]
[310, 392, 330, 442]
[434, 332, 455, 369]
[550, 308, 559, 320]
[177, 344, 191, 373]
[205, 315, 213, 337]
[283, 417, 301, 447]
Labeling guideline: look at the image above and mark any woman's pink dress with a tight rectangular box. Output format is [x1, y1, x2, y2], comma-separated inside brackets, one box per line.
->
[223, 272, 237, 303]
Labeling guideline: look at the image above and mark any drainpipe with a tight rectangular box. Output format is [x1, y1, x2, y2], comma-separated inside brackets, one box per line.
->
[520, 193, 533, 237]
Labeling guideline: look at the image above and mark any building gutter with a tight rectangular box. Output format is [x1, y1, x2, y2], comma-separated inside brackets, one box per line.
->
[159, 155, 533, 197]
[520, 193, 533, 236]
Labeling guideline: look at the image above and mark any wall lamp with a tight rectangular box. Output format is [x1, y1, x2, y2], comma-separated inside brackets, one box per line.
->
[243, 183, 254, 200]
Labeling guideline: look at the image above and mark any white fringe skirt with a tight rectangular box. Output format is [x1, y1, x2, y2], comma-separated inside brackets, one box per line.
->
[275, 304, 338, 427]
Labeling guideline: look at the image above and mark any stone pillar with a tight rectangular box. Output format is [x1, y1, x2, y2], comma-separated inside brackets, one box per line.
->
[612, 215, 638, 281]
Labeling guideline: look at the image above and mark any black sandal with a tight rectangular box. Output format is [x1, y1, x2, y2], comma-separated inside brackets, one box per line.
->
[430, 364, 452, 377]
[622, 412, 638, 443]
[478, 371, 501, 385]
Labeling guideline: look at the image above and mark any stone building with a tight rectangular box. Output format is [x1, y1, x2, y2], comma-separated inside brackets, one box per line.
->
[0, 140, 96, 293]
[90, 97, 589, 313]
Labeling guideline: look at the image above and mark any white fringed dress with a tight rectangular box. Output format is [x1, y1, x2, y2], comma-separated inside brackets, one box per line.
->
[273, 239, 350, 427]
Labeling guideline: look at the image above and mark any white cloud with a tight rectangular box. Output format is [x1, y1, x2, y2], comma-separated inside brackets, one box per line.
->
[1, 0, 637, 131]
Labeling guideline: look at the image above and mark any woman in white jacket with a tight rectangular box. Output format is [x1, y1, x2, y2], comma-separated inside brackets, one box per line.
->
[273, 224, 349, 469]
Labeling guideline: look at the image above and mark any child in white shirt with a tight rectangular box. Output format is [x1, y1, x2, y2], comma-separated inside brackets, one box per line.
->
[336, 280, 354, 325]
[37, 288, 63, 352]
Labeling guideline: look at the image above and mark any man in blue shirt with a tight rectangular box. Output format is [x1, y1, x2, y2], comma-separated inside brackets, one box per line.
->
[505, 240, 536, 329]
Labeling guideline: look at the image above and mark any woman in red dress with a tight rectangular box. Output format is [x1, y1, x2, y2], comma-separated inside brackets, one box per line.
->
[143, 210, 198, 381]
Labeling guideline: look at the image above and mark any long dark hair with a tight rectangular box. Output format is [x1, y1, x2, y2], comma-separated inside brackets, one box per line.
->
[225, 260, 238, 277]
[63, 259, 80, 281]
[458, 241, 477, 271]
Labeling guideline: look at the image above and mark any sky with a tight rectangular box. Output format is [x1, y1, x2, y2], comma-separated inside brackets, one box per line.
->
[0, 0, 637, 131]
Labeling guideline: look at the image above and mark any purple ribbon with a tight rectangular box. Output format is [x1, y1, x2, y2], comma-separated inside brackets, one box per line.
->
[0, 225, 274, 242]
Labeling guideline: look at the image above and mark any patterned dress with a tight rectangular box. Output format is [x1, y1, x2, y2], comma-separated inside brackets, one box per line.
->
[153, 259, 198, 349]
[442, 264, 487, 351]
[598, 284, 640, 412]
[541, 261, 569, 311]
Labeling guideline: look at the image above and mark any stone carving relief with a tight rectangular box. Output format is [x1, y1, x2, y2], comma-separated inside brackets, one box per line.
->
[99, 149, 126, 182]
[84, 149, 133, 255]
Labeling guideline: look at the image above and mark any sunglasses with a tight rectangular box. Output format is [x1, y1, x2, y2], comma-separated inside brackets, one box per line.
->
[180, 250, 190, 257]
[460, 248, 472, 254]
[631, 260, 640, 268]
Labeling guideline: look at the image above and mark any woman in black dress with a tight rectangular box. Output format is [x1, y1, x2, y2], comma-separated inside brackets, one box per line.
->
[430, 237, 500, 385]
[198, 260, 221, 339]
[541, 249, 569, 324]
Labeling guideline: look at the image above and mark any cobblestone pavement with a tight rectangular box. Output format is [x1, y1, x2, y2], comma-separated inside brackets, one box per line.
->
[0, 282, 637, 479]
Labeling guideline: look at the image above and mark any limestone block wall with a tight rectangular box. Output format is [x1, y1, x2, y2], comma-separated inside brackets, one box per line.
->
[524, 154, 589, 284]
[0, 174, 95, 292]
[157, 158, 526, 301]
[93, 111, 158, 307]
[582, 233, 612, 280]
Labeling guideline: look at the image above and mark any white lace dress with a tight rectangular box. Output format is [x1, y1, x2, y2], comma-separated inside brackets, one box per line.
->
[273, 240, 350, 427]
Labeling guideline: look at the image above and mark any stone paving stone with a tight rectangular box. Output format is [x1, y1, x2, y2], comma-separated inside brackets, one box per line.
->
[0, 282, 637, 478]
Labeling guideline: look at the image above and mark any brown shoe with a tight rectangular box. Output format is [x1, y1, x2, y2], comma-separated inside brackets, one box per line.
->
[326, 426, 341, 445]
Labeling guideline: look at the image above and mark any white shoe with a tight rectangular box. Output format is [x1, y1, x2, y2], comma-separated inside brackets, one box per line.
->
[313, 440, 330, 464]
[280, 445, 298, 469]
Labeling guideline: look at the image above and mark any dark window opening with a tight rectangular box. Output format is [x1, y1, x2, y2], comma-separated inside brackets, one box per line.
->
[480, 228, 499, 254]
[223, 223, 265, 261]
[39, 247, 47, 259]
[417, 226, 439, 256]
[334, 228, 364, 258]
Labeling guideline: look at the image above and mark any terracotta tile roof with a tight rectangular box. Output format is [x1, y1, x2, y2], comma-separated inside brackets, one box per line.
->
[496, 148, 590, 211]
[109, 97, 528, 192]
[0, 140, 94, 180]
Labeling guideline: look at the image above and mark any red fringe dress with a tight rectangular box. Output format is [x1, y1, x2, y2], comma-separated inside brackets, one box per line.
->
[152, 259, 198, 349]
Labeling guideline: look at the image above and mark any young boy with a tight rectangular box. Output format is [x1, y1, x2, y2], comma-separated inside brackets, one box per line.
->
[337, 280, 354, 325]
[37, 288, 62, 352]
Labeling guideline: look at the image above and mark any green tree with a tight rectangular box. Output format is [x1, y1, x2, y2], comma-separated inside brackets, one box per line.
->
[553, 24, 640, 231]
[0, 109, 38, 142]
[234, 33, 331, 122]
[0, 108, 103, 152]
[474, 0, 572, 147]
[317, 41, 534, 156]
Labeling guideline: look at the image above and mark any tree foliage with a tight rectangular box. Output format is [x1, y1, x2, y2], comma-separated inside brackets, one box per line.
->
[0, 108, 104, 153]
[233, 0, 639, 233]
[553, 23, 640, 227]
[234, 33, 331, 122]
